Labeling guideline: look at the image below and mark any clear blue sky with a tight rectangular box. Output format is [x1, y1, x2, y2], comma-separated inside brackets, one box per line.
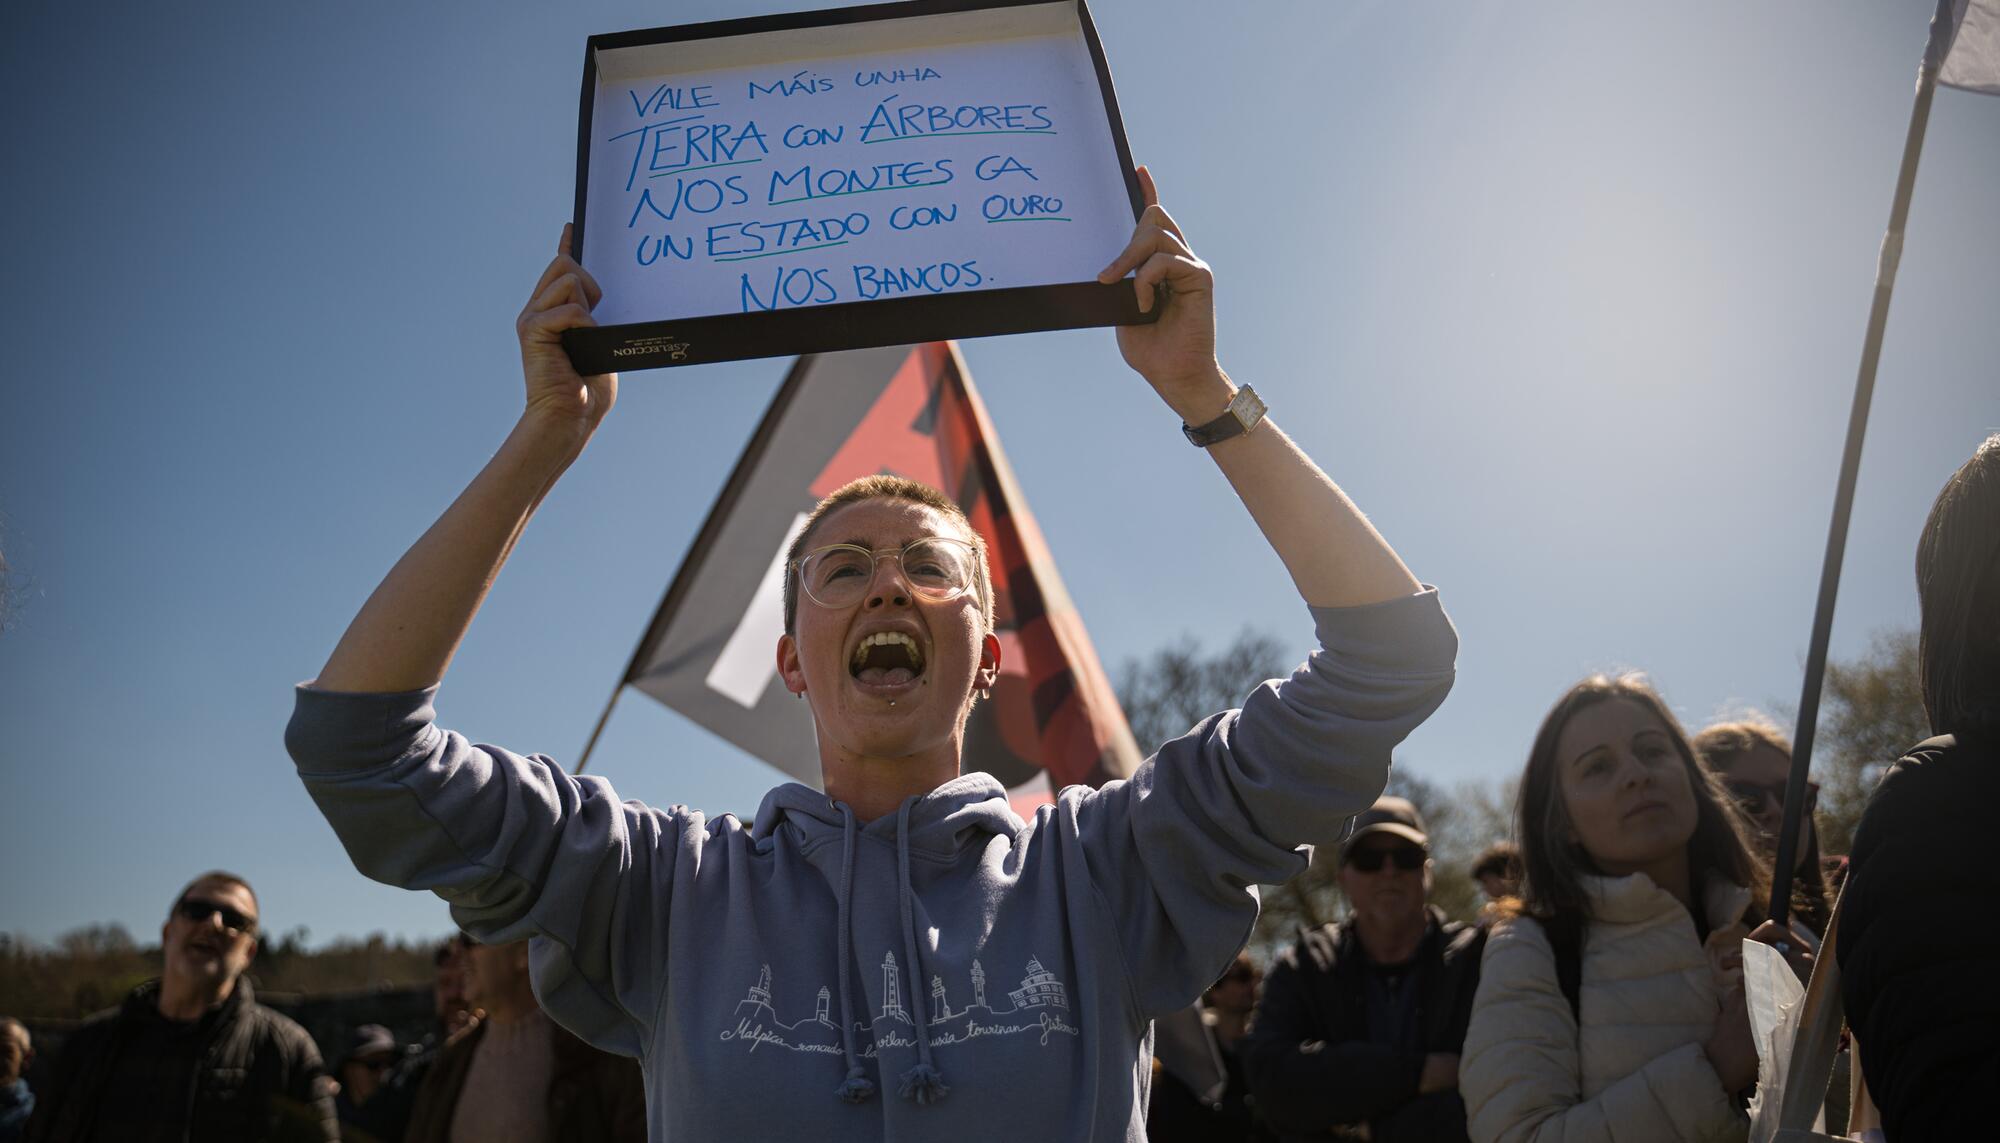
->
[2, 0, 1995, 949]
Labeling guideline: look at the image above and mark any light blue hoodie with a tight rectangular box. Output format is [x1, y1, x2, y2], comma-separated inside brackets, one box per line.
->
[287, 589, 1455, 1140]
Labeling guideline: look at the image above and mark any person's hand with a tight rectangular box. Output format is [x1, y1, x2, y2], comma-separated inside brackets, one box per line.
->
[1417, 1052, 1460, 1095]
[1746, 919, 1816, 984]
[1703, 984, 1760, 1093]
[1096, 166, 1228, 421]
[1704, 921, 1750, 993]
[517, 224, 616, 437]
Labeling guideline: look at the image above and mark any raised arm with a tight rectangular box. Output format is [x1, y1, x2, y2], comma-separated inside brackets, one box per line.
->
[289, 230, 679, 1055]
[1097, 168, 1422, 609]
[313, 226, 614, 693]
[1066, 173, 1453, 1021]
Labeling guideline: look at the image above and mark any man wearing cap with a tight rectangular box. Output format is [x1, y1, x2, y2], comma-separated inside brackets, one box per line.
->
[1245, 797, 1485, 1143]
[333, 1024, 402, 1143]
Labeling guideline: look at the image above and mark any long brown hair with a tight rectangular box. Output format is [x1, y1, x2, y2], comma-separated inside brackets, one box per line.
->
[1916, 434, 2000, 735]
[1692, 719, 1831, 938]
[1513, 675, 1767, 923]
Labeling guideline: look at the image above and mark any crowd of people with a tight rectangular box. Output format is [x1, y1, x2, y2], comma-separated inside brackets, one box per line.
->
[4, 173, 1993, 1142]
[1134, 434, 1997, 1143]
[3, 876, 644, 1143]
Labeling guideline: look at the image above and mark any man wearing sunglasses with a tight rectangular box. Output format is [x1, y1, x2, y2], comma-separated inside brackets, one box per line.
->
[26, 872, 336, 1142]
[1246, 798, 1485, 1143]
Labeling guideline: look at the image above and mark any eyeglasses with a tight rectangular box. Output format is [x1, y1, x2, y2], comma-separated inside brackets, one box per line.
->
[1725, 778, 1818, 816]
[177, 899, 256, 936]
[793, 538, 978, 610]
[1344, 845, 1426, 873]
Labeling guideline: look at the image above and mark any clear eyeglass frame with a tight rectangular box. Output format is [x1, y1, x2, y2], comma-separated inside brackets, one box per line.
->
[792, 536, 978, 609]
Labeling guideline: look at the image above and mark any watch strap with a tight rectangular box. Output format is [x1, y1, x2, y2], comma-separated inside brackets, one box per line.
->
[1181, 386, 1266, 448]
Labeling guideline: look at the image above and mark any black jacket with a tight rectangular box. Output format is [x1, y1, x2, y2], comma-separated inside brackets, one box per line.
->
[1838, 730, 2000, 1142]
[26, 978, 335, 1143]
[1245, 907, 1484, 1143]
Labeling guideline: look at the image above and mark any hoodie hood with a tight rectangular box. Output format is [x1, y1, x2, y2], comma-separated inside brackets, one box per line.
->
[748, 773, 1026, 857]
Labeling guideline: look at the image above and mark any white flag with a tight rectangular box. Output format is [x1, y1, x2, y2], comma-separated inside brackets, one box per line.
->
[1942, 0, 2000, 94]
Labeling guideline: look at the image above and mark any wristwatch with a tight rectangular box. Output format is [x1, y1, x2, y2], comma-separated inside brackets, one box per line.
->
[1181, 386, 1267, 448]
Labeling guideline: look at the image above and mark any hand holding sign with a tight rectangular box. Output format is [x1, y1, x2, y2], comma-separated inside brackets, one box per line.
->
[1097, 167, 1225, 420]
[518, 224, 617, 439]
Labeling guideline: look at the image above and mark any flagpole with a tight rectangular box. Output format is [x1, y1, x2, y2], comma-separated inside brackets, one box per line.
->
[573, 684, 624, 776]
[1770, 0, 1954, 926]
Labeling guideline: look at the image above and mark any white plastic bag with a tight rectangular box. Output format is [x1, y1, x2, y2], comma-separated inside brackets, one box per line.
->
[1747, 939, 1822, 1141]
[1750, 895, 1874, 1142]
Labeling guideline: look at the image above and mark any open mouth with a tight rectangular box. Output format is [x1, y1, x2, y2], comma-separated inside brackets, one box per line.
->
[850, 631, 926, 687]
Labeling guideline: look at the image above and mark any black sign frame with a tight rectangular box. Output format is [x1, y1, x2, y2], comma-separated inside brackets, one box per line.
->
[563, 0, 1155, 373]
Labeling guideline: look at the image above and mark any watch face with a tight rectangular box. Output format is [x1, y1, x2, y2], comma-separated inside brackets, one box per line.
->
[1232, 387, 1267, 425]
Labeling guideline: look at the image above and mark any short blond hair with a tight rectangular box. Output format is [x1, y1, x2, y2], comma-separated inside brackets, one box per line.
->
[782, 476, 994, 635]
[1691, 717, 1792, 768]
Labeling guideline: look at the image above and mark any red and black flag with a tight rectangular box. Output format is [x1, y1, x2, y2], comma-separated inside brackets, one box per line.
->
[612, 343, 1140, 805]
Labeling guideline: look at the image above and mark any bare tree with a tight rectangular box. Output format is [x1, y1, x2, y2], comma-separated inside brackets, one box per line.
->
[1116, 629, 1292, 754]
[1810, 630, 1929, 856]
[1385, 771, 1481, 924]
[1, 926, 450, 1019]
[1113, 629, 1511, 959]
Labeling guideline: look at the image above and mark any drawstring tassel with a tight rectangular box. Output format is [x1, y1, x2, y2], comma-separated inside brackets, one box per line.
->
[894, 797, 949, 1105]
[831, 804, 875, 1105]
[898, 1062, 950, 1105]
[835, 1067, 877, 1104]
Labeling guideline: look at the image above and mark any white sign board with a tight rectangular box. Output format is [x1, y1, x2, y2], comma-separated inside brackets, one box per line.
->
[567, 0, 1148, 371]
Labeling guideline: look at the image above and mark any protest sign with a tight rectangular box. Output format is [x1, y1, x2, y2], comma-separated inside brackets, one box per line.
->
[564, 0, 1152, 372]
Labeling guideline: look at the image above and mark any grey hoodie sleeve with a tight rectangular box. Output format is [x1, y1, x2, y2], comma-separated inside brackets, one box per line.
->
[285, 687, 681, 1057]
[1068, 588, 1456, 1019]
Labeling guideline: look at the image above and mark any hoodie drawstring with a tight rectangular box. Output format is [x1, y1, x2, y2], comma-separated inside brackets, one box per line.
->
[832, 804, 876, 1104]
[895, 797, 949, 1105]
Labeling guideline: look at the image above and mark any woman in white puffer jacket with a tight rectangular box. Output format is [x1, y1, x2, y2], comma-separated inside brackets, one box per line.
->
[1459, 675, 1806, 1143]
